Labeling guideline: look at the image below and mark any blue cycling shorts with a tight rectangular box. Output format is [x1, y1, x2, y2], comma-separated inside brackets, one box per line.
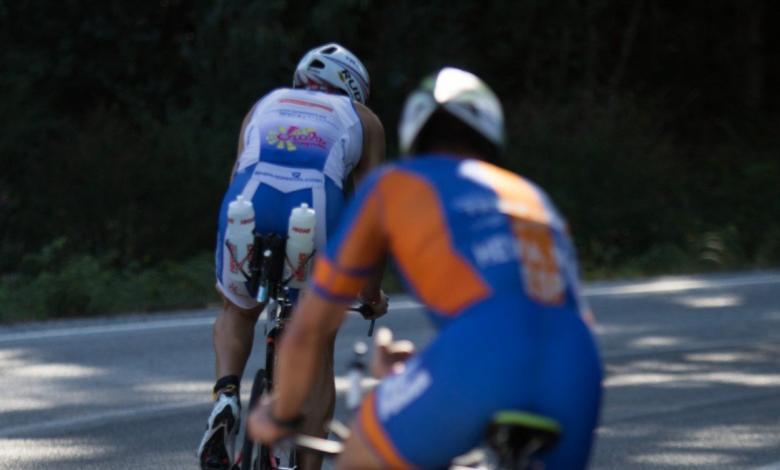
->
[215, 168, 345, 309]
[356, 296, 603, 469]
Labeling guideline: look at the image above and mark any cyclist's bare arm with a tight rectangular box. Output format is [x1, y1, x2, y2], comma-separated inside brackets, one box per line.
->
[265, 293, 350, 425]
[352, 103, 388, 305]
[352, 102, 386, 184]
[229, 103, 259, 180]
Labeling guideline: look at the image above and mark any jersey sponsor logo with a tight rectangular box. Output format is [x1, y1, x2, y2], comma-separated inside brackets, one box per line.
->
[254, 167, 324, 185]
[338, 69, 363, 103]
[266, 126, 328, 151]
[473, 234, 519, 267]
[514, 220, 565, 305]
[376, 360, 432, 420]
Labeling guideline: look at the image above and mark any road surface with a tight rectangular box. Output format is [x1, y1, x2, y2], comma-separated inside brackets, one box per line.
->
[0, 271, 778, 469]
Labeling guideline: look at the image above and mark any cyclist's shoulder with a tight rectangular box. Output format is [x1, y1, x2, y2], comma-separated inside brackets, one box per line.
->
[353, 101, 380, 124]
[457, 159, 566, 226]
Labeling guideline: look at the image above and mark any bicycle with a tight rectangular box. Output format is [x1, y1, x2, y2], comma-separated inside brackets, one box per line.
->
[233, 233, 375, 470]
[286, 341, 563, 470]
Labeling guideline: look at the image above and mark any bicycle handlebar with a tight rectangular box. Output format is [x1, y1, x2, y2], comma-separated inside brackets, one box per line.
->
[288, 434, 344, 457]
[348, 304, 376, 337]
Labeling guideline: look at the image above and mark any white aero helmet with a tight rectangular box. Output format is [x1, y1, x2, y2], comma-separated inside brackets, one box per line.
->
[292, 43, 370, 104]
[399, 67, 505, 155]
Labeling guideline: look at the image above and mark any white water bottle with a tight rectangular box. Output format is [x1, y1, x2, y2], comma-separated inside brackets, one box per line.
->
[283, 203, 316, 288]
[225, 195, 255, 282]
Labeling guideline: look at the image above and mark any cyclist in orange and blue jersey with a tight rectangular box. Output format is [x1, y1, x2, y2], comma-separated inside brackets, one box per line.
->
[249, 67, 603, 469]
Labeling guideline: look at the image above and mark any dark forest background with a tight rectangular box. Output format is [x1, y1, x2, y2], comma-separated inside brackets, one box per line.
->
[1, 0, 778, 319]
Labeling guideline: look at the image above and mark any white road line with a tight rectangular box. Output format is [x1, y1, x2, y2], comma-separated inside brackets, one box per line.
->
[584, 272, 780, 296]
[0, 301, 422, 344]
[0, 273, 777, 344]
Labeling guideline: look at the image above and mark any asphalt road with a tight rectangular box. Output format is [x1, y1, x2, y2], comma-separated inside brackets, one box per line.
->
[1, 271, 779, 469]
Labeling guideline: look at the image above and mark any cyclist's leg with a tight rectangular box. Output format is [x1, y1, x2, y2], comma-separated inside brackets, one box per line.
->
[534, 314, 602, 469]
[338, 301, 539, 469]
[214, 181, 288, 380]
[201, 181, 284, 468]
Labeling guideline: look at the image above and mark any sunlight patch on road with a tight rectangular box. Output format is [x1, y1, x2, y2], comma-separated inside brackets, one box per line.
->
[0, 349, 103, 380]
[0, 438, 112, 464]
[662, 424, 780, 451]
[606, 370, 780, 388]
[585, 272, 780, 297]
[0, 396, 52, 413]
[605, 372, 679, 387]
[11, 363, 103, 379]
[0, 348, 27, 362]
[686, 351, 765, 363]
[632, 451, 737, 466]
[673, 294, 743, 309]
[135, 380, 213, 395]
[629, 336, 685, 348]
[619, 360, 705, 373]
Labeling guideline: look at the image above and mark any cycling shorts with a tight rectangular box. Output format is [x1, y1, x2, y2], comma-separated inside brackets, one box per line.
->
[356, 296, 603, 469]
[215, 168, 345, 309]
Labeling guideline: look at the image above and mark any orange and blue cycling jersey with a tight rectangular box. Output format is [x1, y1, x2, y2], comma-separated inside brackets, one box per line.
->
[313, 155, 602, 469]
[312, 155, 584, 321]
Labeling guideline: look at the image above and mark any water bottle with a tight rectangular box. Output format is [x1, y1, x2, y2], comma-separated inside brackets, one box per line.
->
[225, 195, 255, 282]
[346, 341, 368, 410]
[283, 203, 316, 288]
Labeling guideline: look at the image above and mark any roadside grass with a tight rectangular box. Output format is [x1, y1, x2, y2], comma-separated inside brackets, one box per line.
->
[2, 234, 777, 323]
[0, 240, 217, 323]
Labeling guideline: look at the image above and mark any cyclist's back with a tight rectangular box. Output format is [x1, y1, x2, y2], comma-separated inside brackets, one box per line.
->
[328, 155, 581, 321]
[315, 155, 601, 468]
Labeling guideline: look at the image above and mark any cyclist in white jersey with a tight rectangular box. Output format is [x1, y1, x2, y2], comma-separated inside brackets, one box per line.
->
[198, 43, 388, 470]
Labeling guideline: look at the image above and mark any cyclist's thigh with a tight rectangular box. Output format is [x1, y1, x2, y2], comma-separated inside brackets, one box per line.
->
[220, 180, 342, 303]
[355, 304, 537, 469]
[535, 315, 603, 469]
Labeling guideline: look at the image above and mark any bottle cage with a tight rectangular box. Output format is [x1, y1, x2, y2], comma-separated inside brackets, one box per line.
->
[225, 232, 317, 302]
[247, 233, 286, 301]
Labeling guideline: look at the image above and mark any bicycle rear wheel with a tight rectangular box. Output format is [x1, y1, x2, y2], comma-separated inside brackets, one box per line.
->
[238, 368, 299, 470]
[238, 368, 266, 470]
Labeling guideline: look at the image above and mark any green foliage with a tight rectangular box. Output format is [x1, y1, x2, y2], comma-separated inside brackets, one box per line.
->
[0, 1, 778, 319]
[0, 239, 217, 322]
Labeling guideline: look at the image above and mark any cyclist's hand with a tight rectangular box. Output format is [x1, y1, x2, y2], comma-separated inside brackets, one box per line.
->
[371, 327, 415, 378]
[358, 290, 389, 320]
[247, 395, 293, 444]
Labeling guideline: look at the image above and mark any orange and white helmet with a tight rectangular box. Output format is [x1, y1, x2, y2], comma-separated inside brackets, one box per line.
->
[293, 43, 370, 104]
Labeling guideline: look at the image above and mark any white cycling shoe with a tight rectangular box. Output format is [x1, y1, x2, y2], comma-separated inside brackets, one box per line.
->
[198, 392, 241, 470]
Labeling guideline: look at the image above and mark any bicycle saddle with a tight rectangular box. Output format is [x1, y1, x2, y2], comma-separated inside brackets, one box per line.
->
[485, 410, 561, 456]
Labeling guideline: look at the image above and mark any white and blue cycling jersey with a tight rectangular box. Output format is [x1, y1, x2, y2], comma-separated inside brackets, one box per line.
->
[215, 88, 364, 308]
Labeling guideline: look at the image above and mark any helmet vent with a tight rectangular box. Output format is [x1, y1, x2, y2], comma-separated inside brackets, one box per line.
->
[309, 59, 326, 69]
[321, 46, 338, 54]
